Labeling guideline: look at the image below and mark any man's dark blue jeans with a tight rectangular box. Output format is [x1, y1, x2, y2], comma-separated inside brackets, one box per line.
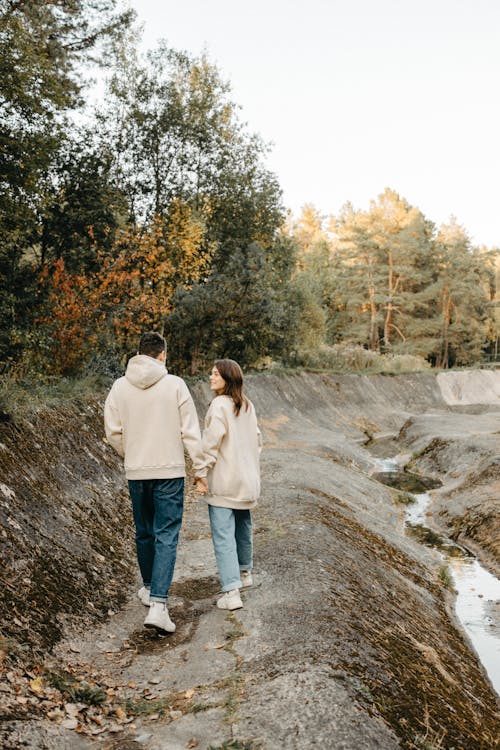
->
[128, 477, 184, 603]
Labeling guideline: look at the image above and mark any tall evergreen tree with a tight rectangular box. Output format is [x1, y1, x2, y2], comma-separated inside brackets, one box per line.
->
[429, 219, 490, 367]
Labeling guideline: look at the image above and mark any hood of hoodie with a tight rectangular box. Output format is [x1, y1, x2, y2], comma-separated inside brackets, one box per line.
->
[125, 354, 168, 390]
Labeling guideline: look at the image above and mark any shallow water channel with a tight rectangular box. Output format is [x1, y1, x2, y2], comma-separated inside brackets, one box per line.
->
[374, 457, 500, 698]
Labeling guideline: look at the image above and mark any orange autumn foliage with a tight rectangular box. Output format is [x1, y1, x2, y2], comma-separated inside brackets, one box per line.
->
[36, 259, 97, 375]
[36, 204, 214, 375]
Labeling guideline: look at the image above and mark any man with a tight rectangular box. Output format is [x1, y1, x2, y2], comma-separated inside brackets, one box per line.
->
[104, 332, 208, 633]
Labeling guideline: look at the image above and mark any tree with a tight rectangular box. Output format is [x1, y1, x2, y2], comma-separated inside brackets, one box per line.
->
[0, 0, 133, 363]
[430, 219, 490, 367]
[331, 190, 436, 353]
[167, 241, 291, 374]
[99, 43, 284, 253]
[35, 206, 213, 375]
[332, 202, 384, 350]
[38, 135, 129, 273]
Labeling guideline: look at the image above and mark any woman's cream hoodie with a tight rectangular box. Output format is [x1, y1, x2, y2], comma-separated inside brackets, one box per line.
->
[202, 395, 261, 510]
[104, 355, 206, 480]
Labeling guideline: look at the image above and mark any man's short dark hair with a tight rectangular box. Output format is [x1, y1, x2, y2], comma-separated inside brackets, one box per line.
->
[138, 332, 166, 358]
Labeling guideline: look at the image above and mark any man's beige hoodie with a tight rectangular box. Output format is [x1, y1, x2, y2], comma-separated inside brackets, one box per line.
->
[104, 355, 206, 480]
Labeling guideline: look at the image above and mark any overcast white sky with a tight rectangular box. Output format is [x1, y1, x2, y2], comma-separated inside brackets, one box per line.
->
[128, 0, 500, 247]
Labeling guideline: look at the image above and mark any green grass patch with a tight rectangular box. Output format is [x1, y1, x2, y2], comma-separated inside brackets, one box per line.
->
[45, 670, 106, 705]
[0, 373, 107, 419]
[438, 565, 452, 590]
[124, 695, 171, 716]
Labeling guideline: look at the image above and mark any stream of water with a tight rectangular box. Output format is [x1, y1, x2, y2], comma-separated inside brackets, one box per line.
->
[375, 457, 500, 697]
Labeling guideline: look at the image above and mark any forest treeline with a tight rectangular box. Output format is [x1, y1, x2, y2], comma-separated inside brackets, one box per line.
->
[1, 0, 498, 382]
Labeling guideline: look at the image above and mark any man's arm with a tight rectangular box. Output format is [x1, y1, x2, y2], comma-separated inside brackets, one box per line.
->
[178, 383, 208, 478]
[104, 387, 125, 457]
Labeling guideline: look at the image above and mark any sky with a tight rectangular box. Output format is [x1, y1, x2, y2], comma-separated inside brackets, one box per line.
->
[127, 0, 500, 247]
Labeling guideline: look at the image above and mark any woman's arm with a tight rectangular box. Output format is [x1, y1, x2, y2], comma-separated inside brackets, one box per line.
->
[201, 408, 227, 470]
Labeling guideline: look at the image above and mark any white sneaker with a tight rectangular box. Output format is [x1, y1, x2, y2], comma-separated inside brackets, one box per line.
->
[240, 571, 253, 588]
[217, 589, 243, 610]
[138, 586, 150, 606]
[144, 602, 176, 633]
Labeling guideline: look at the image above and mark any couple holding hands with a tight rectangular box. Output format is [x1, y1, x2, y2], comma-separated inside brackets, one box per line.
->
[104, 332, 261, 633]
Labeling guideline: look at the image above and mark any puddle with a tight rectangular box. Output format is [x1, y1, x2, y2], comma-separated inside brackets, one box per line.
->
[373, 457, 500, 697]
[371, 470, 441, 493]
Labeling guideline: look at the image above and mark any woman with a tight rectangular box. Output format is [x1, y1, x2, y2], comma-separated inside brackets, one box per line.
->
[200, 359, 261, 610]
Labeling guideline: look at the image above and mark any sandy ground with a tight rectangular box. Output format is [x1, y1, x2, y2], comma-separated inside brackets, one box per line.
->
[1, 370, 499, 749]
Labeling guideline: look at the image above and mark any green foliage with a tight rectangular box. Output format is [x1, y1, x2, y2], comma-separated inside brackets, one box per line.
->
[0, 3, 497, 376]
[0, 365, 109, 419]
[293, 343, 430, 373]
[167, 240, 295, 373]
[39, 137, 129, 272]
[289, 190, 498, 368]
[46, 670, 106, 706]
[438, 565, 452, 590]
[0, 0, 133, 364]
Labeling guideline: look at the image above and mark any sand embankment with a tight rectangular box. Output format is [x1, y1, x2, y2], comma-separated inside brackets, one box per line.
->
[1, 369, 499, 749]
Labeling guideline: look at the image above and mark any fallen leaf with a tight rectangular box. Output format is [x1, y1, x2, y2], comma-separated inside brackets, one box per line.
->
[114, 707, 127, 722]
[128, 680, 135, 688]
[186, 739, 199, 749]
[47, 709, 64, 720]
[29, 677, 44, 694]
[61, 718, 79, 730]
[184, 688, 195, 699]
[64, 702, 84, 717]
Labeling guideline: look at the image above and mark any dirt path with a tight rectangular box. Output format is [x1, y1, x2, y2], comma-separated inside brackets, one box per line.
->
[1, 370, 499, 749]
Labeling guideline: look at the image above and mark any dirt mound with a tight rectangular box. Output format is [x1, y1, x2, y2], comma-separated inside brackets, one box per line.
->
[0, 402, 135, 664]
[1, 371, 499, 750]
[437, 369, 500, 405]
[398, 412, 500, 576]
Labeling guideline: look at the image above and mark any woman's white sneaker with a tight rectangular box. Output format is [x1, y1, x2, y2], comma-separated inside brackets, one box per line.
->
[240, 571, 253, 588]
[138, 586, 150, 606]
[144, 602, 176, 633]
[217, 589, 243, 610]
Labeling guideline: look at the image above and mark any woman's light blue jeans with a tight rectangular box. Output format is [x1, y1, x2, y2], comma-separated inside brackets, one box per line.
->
[128, 478, 184, 603]
[208, 505, 253, 592]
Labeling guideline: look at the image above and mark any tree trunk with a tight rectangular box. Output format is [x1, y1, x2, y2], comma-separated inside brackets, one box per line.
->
[190, 341, 200, 375]
[383, 249, 394, 348]
[369, 283, 378, 351]
[437, 286, 451, 368]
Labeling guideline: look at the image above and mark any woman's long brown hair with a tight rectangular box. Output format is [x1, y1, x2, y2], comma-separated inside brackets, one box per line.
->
[214, 359, 249, 416]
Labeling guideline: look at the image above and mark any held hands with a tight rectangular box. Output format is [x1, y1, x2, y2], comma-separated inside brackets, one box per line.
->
[194, 476, 208, 495]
